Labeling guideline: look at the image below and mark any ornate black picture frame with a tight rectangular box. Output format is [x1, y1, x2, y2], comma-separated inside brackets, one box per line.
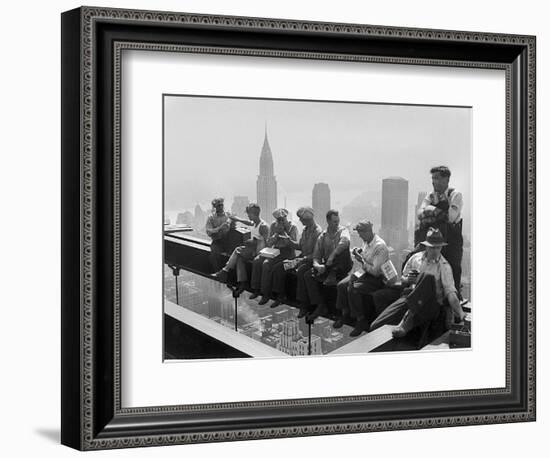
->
[61, 6, 536, 450]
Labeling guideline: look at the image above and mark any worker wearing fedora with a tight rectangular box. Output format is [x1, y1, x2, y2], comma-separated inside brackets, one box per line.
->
[370, 227, 466, 339]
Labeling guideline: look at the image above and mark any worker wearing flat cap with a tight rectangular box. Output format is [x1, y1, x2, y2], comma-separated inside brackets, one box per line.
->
[334, 221, 391, 337]
[370, 227, 466, 340]
[205, 197, 235, 271]
[249, 208, 299, 305]
[269, 206, 323, 311]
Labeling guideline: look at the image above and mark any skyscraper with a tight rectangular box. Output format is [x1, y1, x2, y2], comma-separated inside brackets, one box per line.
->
[256, 127, 277, 221]
[312, 183, 331, 223]
[194, 204, 206, 230]
[379, 177, 409, 250]
[231, 196, 250, 217]
[414, 191, 428, 225]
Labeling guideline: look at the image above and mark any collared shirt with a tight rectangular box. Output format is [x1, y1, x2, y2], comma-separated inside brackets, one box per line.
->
[359, 234, 389, 277]
[419, 188, 463, 224]
[205, 212, 233, 240]
[313, 226, 351, 263]
[298, 223, 323, 259]
[403, 251, 457, 304]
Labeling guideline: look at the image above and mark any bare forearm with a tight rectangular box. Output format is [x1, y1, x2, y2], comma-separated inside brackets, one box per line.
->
[448, 293, 464, 319]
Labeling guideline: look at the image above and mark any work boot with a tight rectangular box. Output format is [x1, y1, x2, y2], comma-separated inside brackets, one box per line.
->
[211, 269, 228, 283]
[392, 310, 415, 338]
[307, 304, 327, 321]
[235, 282, 248, 296]
[349, 318, 369, 337]
[249, 291, 260, 300]
[333, 316, 347, 329]
[258, 296, 270, 305]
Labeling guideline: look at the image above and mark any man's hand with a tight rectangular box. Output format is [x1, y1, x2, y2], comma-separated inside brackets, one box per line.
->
[435, 200, 450, 211]
[315, 264, 326, 275]
[406, 269, 419, 284]
[326, 254, 335, 266]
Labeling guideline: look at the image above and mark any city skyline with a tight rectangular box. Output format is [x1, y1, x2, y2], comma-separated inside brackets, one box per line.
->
[164, 95, 471, 234]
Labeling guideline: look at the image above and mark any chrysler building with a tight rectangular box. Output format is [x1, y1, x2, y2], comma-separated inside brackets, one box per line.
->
[256, 126, 278, 219]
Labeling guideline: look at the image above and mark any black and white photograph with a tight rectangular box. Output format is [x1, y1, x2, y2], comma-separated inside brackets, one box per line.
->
[163, 95, 472, 360]
[53, 2, 538, 453]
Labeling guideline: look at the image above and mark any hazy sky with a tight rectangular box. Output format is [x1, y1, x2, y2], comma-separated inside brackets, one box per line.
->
[164, 95, 471, 227]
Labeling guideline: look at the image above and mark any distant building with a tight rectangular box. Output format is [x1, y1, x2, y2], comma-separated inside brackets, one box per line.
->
[231, 196, 250, 217]
[194, 204, 206, 229]
[295, 335, 322, 356]
[414, 191, 427, 228]
[256, 127, 278, 221]
[379, 177, 409, 251]
[176, 211, 194, 226]
[273, 308, 290, 324]
[312, 183, 331, 224]
[277, 319, 322, 356]
[277, 319, 302, 355]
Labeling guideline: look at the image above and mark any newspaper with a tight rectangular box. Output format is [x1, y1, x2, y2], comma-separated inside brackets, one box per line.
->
[381, 259, 398, 282]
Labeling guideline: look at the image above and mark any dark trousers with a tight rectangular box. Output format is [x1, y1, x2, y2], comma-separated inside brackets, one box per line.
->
[295, 260, 313, 305]
[303, 255, 353, 307]
[370, 273, 441, 331]
[441, 222, 463, 294]
[251, 254, 292, 297]
[271, 260, 293, 298]
[336, 273, 385, 321]
[349, 273, 385, 321]
[210, 238, 231, 272]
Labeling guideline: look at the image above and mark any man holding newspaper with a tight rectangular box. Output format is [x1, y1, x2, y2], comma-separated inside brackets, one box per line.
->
[335, 220, 397, 337]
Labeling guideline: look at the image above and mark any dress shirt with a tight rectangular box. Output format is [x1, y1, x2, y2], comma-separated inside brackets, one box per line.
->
[359, 234, 389, 277]
[402, 251, 457, 304]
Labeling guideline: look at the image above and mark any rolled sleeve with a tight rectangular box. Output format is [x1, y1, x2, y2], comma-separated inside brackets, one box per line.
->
[441, 262, 457, 298]
[369, 245, 389, 276]
[403, 252, 422, 278]
[289, 225, 299, 244]
[448, 191, 463, 223]
[334, 228, 351, 254]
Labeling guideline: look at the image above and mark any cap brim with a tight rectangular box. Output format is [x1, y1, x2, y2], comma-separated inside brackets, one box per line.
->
[421, 241, 448, 247]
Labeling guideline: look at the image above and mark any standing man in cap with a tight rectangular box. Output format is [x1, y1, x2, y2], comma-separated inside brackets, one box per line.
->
[249, 208, 299, 305]
[334, 221, 391, 337]
[211, 203, 269, 294]
[304, 210, 353, 321]
[370, 227, 466, 339]
[205, 197, 235, 271]
[417, 166, 464, 295]
[269, 206, 323, 312]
